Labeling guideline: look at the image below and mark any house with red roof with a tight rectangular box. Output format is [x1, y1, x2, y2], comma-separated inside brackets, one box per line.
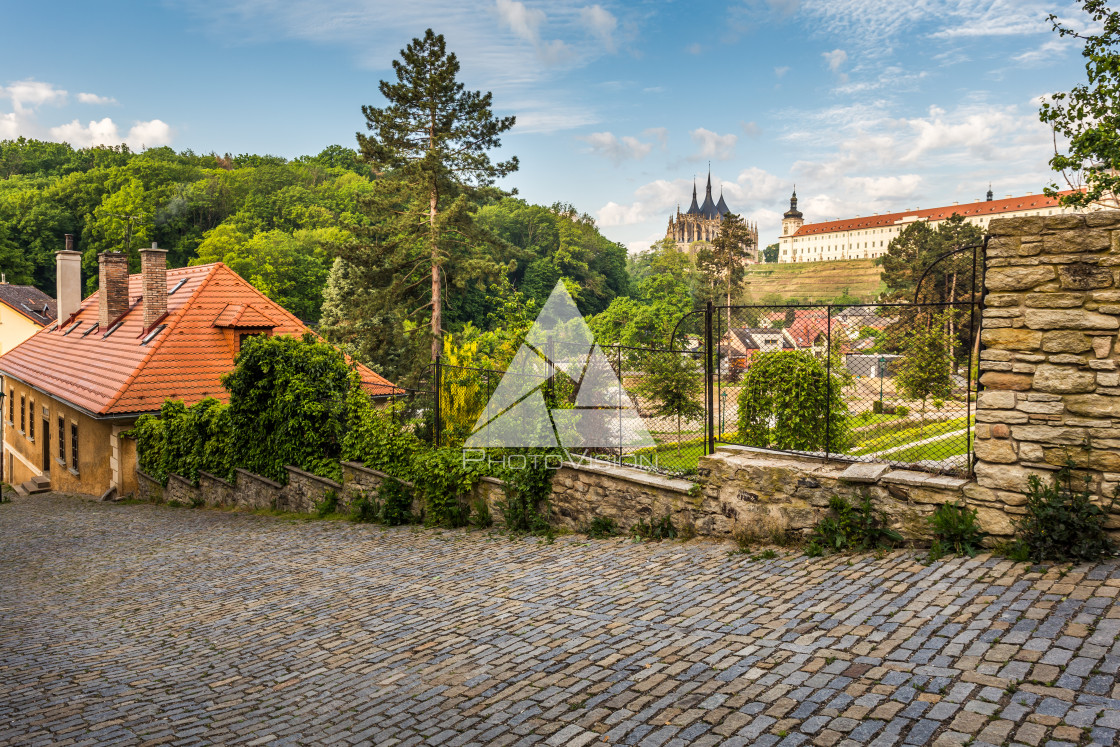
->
[0, 238, 397, 499]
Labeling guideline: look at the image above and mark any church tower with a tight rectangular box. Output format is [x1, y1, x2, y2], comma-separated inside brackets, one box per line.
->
[781, 188, 804, 238]
[665, 168, 758, 261]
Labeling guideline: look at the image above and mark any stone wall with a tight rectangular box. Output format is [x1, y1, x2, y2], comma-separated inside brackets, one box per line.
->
[696, 445, 969, 539]
[977, 212, 1120, 534]
[278, 466, 342, 514]
[549, 460, 700, 533]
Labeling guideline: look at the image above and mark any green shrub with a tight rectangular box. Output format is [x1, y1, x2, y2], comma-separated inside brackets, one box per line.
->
[737, 350, 851, 452]
[494, 450, 558, 536]
[378, 478, 413, 526]
[872, 400, 883, 415]
[731, 513, 797, 553]
[586, 516, 617, 538]
[412, 447, 483, 528]
[350, 492, 381, 523]
[895, 405, 910, 417]
[470, 496, 493, 528]
[927, 501, 985, 560]
[631, 513, 677, 541]
[806, 493, 902, 556]
[315, 489, 340, 518]
[1007, 465, 1117, 562]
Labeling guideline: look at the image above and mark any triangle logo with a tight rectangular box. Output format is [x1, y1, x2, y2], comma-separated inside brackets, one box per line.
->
[464, 282, 655, 451]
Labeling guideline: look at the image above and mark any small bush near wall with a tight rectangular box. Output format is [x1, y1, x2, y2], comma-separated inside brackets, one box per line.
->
[1005, 465, 1118, 563]
[927, 502, 985, 561]
[806, 494, 902, 556]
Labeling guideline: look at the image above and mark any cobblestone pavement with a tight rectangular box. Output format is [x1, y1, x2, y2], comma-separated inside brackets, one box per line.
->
[2, 495, 1120, 746]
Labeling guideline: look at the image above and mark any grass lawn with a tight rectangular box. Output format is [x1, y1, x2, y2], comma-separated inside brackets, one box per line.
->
[876, 431, 970, 462]
[849, 416, 973, 457]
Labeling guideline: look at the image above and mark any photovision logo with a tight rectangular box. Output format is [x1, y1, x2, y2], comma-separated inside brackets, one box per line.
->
[464, 282, 655, 454]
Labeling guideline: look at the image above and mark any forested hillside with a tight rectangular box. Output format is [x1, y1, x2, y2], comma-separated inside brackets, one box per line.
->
[0, 138, 631, 379]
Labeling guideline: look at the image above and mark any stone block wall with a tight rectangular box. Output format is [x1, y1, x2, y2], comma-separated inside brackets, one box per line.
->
[278, 467, 342, 514]
[697, 446, 969, 539]
[549, 460, 700, 533]
[977, 212, 1120, 534]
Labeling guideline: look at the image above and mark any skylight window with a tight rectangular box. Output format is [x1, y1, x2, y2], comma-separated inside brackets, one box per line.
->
[140, 324, 166, 346]
[168, 279, 188, 295]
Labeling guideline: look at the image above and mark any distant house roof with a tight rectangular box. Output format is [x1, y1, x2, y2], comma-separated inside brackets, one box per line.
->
[0, 283, 56, 326]
[792, 191, 1076, 237]
[783, 308, 830, 348]
[727, 327, 790, 353]
[0, 262, 399, 418]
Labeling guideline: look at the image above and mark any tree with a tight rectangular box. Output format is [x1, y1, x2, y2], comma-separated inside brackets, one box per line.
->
[894, 313, 954, 440]
[737, 350, 850, 453]
[1040, 0, 1120, 208]
[357, 29, 518, 361]
[697, 213, 753, 326]
[635, 353, 705, 455]
[763, 242, 779, 263]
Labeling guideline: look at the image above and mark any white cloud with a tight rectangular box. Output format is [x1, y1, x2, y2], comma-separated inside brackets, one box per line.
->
[643, 127, 668, 149]
[690, 128, 737, 161]
[579, 4, 617, 51]
[774, 66, 790, 78]
[77, 92, 118, 106]
[686, 42, 703, 54]
[579, 131, 653, 164]
[822, 48, 847, 72]
[0, 112, 20, 139]
[1, 79, 67, 112]
[1013, 38, 1068, 65]
[511, 102, 598, 133]
[495, 0, 575, 65]
[741, 121, 761, 138]
[49, 117, 173, 149]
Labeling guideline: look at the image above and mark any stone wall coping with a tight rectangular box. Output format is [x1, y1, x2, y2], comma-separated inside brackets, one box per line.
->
[234, 468, 283, 490]
[283, 465, 342, 489]
[167, 473, 195, 488]
[340, 461, 415, 489]
[197, 470, 235, 489]
[881, 470, 970, 491]
[714, 442, 835, 465]
[136, 469, 160, 485]
[479, 475, 506, 487]
[561, 460, 696, 494]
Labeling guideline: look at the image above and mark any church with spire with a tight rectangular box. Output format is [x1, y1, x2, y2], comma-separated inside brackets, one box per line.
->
[666, 171, 759, 260]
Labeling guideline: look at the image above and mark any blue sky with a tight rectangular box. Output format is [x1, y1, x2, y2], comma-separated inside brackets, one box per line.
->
[0, 0, 1095, 251]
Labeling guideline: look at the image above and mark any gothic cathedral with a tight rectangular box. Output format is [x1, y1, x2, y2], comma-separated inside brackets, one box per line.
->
[665, 171, 759, 261]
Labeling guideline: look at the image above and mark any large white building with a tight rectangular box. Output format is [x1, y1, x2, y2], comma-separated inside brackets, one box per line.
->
[777, 187, 1080, 263]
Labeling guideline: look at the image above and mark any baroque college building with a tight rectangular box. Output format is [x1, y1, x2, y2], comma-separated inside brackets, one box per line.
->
[666, 172, 759, 260]
[777, 187, 1081, 263]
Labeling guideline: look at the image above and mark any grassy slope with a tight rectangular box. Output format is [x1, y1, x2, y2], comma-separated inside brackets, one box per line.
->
[742, 259, 885, 302]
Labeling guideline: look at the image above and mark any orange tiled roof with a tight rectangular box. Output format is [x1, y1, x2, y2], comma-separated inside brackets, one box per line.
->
[213, 303, 279, 328]
[0, 263, 400, 417]
[793, 191, 1075, 237]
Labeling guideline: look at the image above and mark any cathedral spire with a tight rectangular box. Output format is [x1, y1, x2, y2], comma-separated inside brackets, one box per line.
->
[686, 177, 701, 215]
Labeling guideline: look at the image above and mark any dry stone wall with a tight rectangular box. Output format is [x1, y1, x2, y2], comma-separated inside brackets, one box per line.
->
[976, 212, 1120, 535]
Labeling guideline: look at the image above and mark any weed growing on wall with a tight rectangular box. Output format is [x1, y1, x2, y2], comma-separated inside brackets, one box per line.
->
[806, 493, 902, 556]
[1007, 465, 1117, 563]
[927, 501, 986, 561]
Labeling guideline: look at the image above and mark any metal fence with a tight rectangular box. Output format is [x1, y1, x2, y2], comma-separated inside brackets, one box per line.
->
[383, 299, 977, 479]
[710, 301, 978, 476]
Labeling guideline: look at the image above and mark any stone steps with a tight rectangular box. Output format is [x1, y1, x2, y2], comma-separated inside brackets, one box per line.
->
[21, 475, 50, 495]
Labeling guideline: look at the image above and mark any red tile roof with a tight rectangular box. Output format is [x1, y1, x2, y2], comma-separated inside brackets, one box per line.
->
[793, 191, 1075, 237]
[0, 263, 400, 417]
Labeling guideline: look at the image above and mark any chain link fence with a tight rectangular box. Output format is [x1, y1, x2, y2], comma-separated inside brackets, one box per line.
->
[712, 302, 977, 476]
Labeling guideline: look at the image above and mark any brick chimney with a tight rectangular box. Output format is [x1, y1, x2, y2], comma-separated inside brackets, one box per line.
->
[98, 252, 130, 328]
[56, 234, 83, 323]
[140, 242, 168, 329]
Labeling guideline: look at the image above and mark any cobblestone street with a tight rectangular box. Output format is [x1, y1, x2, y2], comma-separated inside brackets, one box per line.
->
[2, 495, 1120, 746]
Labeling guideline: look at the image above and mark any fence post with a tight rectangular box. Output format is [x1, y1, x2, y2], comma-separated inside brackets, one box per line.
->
[825, 305, 832, 461]
[705, 301, 714, 456]
[433, 357, 442, 448]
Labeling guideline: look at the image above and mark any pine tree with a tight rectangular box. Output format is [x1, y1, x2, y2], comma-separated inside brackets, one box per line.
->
[697, 212, 753, 330]
[357, 29, 519, 362]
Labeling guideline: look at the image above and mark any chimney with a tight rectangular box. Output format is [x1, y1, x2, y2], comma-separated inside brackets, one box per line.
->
[98, 251, 130, 328]
[140, 242, 168, 329]
[56, 234, 83, 323]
